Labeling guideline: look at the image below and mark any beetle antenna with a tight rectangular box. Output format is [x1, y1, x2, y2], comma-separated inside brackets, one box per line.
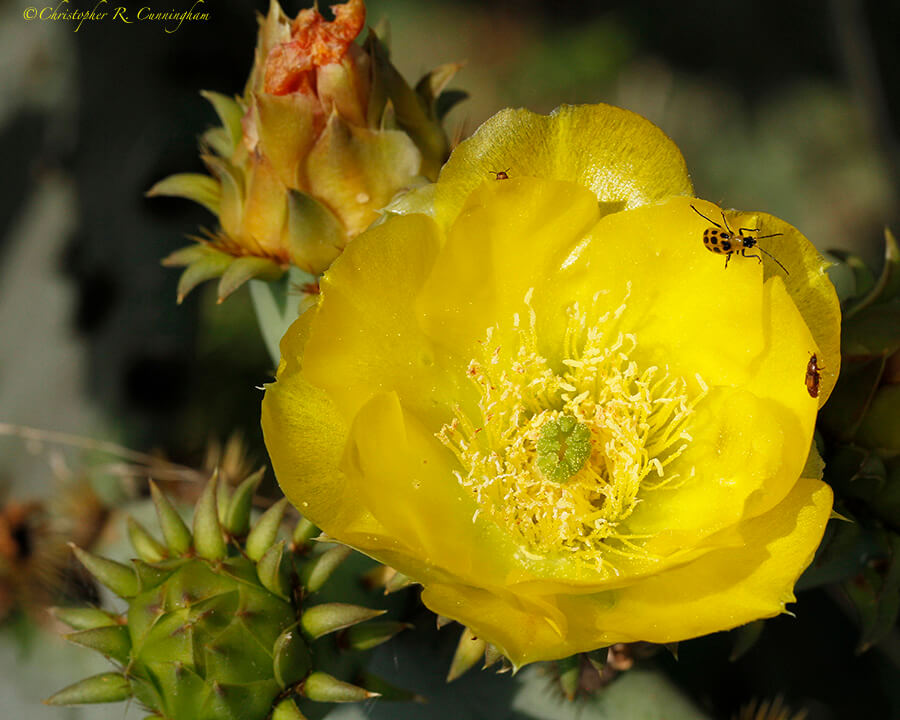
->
[690, 204, 722, 228]
[758, 247, 789, 275]
[754, 232, 783, 240]
[720, 212, 734, 234]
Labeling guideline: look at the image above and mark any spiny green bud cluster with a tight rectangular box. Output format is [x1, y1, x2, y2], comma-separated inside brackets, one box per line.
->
[47, 472, 408, 720]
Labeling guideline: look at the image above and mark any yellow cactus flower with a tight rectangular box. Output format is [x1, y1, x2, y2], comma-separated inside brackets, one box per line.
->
[262, 104, 841, 667]
[150, 0, 463, 302]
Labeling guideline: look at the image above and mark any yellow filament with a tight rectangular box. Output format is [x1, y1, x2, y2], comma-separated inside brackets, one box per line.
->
[438, 289, 706, 576]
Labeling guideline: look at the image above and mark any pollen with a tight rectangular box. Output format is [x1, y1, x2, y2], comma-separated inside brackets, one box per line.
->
[437, 288, 706, 576]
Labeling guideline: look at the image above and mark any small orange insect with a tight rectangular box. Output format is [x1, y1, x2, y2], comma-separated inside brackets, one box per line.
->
[489, 169, 510, 180]
[805, 354, 821, 398]
[690, 205, 789, 275]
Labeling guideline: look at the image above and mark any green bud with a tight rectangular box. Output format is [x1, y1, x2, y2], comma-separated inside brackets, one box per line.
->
[272, 626, 312, 688]
[291, 516, 318, 551]
[301, 603, 385, 640]
[272, 698, 309, 720]
[69, 544, 139, 599]
[149, 480, 192, 554]
[257, 540, 290, 599]
[193, 473, 227, 561]
[66, 626, 132, 665]
[215, 472, 232, 525]
[127, 517, 168, 563]
[225, 468, 265, 536]
[246, 498, 289, 561]
[301, 545, 351, 592]
[51, 607, 120, 631]
[302, 672, 379, 703]
[45, 673, 132, 705]
[132, 560, 175, 590]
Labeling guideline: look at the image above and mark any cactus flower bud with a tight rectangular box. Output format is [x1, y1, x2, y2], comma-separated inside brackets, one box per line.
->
[151, 0, 464, 303]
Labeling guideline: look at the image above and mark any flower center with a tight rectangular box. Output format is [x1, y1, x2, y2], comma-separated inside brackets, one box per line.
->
[438, 288, 706, 576]
[536, 415, 592, 482]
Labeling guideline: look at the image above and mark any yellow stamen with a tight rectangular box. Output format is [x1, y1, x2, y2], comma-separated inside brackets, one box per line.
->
[438, 289, 706, 576]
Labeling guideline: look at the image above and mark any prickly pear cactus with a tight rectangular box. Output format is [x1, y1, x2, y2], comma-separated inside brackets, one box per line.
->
[47, 472, 405, 719]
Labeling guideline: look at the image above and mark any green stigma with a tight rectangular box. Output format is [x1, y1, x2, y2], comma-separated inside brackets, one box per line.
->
[536, 415, 592, 482]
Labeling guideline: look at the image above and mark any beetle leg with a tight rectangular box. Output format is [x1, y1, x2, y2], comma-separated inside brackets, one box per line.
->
[742, 249, 763, 264]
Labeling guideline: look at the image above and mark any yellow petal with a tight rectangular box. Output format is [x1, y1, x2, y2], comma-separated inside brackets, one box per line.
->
[261, 310, 392, 548]
[738, 211, 842, 407]
[421, 582, 575, 669]
[422, 477, 832, 667]
[625, 388, 793, 556]
[262, 309, 361, 525]
[433, 104, 693, 229]
[558, 477, 833, 648]
[416, 176, 601, 358]
[303, 213, 462, 426]
[537, 196, 768, 389]
[341, 390, 524, 586]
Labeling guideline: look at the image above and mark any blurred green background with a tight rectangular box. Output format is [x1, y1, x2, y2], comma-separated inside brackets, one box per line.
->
[0, 0, 897, 718]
